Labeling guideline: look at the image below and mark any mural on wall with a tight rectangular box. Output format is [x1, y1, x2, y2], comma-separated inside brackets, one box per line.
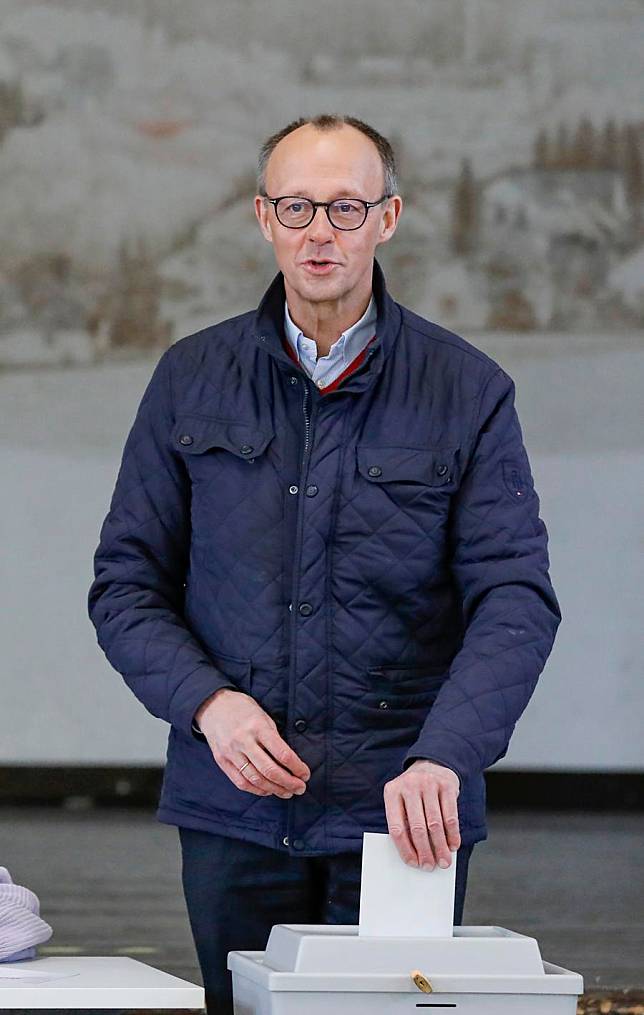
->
[0, 0, 642, 370]
[2, 1, 643, 768]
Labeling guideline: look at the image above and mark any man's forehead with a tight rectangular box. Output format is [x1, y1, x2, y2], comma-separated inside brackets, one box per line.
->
[267, 163, 383, 199]
[272, 182, 367, 199]
[267, 131, 383, 197]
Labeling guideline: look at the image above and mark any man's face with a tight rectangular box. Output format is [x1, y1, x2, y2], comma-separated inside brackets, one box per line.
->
[254, 123, 402, 306]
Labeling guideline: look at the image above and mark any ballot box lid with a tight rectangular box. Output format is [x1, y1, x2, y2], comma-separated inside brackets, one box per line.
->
[263, 924, 545, 974]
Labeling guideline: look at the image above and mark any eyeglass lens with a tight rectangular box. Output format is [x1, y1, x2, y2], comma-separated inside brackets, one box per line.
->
[276, 198, 366, 229]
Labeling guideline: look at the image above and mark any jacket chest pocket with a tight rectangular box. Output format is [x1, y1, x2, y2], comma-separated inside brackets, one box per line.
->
[172, 414, 275, 483]
[354, 443, 459, 529]
[356, 444, 459, 488]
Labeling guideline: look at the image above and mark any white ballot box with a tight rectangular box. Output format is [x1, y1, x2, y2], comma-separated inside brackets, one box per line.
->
[227, 834, 584, 1014]
[227, 924, 584, 1014]
[0, 955, 204, 1009]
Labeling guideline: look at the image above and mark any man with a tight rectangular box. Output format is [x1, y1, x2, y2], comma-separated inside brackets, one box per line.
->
[88, 114, 561, 1014]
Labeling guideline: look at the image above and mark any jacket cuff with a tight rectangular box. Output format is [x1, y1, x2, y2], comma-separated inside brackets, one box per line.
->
[403, 727, 485, 785]
[170, 665, 239, 738]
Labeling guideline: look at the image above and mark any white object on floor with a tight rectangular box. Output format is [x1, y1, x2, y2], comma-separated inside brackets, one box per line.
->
[358, 831, 456, 937]
[0, 956, 204, 1009]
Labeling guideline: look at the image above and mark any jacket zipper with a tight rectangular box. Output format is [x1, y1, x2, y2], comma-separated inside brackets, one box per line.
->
[301, 378, 312, 467]
[284, 375, 315, 844]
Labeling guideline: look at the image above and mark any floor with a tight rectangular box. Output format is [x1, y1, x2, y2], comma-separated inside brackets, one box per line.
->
[0, 806, 641, 1008]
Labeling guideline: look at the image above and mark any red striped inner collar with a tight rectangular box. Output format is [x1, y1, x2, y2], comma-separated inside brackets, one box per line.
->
[281, 333, 377, 393]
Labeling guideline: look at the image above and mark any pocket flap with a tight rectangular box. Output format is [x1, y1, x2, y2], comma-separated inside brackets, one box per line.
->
[356, 445, 458, 485]
[172, 415, 274, 459]
[368, 663, 450, 694]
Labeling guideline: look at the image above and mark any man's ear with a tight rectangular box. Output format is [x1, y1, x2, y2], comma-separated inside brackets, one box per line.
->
[375, 196, 402, 247]
[254, 196, 273, 243]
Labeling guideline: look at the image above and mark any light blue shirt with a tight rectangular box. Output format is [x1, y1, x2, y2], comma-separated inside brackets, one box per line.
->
[283, 293, 377, 389]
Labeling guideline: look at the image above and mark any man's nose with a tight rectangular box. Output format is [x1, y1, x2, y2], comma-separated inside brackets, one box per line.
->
[305, 206, 336, 244]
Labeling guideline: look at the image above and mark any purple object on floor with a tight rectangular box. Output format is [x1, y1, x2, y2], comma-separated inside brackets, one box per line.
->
[0, 866, 52, 962]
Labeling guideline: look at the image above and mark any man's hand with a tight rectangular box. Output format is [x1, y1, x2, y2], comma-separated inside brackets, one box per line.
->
[383, 760, 461, 869]
[195, 689, 310, 798]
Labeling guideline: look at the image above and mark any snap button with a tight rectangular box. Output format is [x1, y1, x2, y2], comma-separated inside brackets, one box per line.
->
[289, 376, 298, 385]
[292, 839, 305, 850]
[240, 444, 254, 455]
[298, 602, 313, 616]
[378, 700, 390, 709]
[305, 484, 318, 497]
[289, 485, 298, 494]
[282, 836, 289, 846]
[288, 601, 293, 611]
[179, 434, 193, 446]
[367, 465, 382, 477]
[436, 463, 448, 476]
[294, 719, 307, 732]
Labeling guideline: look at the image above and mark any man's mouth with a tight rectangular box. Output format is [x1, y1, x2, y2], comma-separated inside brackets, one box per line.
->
[303, 259, 339, 273]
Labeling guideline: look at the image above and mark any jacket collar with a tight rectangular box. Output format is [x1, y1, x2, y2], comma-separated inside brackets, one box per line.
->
[251, 256, 402, 395]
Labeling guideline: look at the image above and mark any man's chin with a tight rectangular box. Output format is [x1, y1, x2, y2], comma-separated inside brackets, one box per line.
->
[285, 269, 346, 300]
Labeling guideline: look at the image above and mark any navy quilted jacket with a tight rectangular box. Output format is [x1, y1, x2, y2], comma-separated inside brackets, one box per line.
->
[88, 257, 561, 855]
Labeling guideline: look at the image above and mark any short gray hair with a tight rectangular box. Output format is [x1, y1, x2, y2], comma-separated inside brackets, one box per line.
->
[257, 113, 399, 198]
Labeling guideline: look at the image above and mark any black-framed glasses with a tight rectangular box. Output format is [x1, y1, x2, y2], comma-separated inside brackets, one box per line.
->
[262, 193, 392, 230]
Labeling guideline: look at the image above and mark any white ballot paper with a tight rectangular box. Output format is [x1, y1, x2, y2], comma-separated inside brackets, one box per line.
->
[358, 832, 456, 937]
[0, 966, 80, 983]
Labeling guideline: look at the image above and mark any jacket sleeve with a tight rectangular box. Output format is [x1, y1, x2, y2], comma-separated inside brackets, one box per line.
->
[87, 346, 241, 740]
[401, 366, 562, 786]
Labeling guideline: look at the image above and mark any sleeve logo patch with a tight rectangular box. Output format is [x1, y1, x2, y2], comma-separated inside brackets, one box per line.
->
[502, 459, 532, 499]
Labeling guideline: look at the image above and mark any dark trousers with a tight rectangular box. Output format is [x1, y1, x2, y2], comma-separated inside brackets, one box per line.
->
[178, 827, 475, 1015]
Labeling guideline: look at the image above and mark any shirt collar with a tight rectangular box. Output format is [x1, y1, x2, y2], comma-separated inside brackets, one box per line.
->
[283, 293, 377, 366]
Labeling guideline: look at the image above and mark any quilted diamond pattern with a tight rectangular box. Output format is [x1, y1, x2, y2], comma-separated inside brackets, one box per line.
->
[87, 258, 561, 856]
